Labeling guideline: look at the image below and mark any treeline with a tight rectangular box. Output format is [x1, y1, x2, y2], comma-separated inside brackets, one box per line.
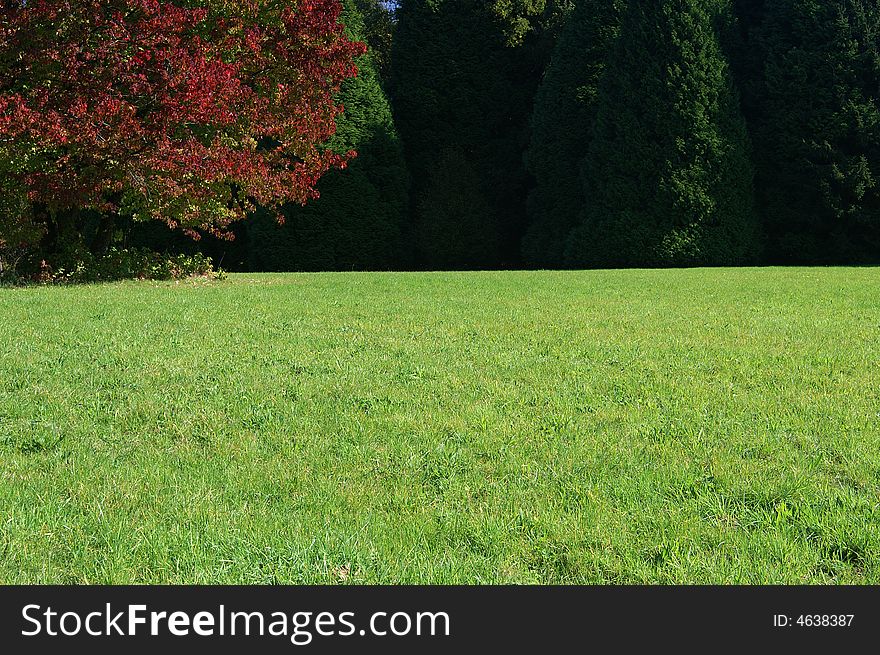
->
[130, 0, 880, 269]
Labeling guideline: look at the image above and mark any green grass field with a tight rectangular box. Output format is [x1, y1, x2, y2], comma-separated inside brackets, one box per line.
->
[1, 268, 878, 584]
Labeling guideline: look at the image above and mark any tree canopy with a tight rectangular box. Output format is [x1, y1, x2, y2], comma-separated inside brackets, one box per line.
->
[0, 0, 363, 249]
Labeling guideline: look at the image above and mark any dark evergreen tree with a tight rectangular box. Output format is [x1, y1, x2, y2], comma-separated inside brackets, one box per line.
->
[353, 0, 397, 86]
[751, 0, 880, 263]
[567, 0, 760, 267]
[490, 0, 572, 46]
[246, 0, 408, 271]
[522, 0, 625, 268]
[391, 0, 546, 269]
[414, 146, 496, 269]
[719, 2, 767, 159]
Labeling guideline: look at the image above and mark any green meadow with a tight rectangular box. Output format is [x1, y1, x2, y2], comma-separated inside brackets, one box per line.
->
[1, 268, 878, 583]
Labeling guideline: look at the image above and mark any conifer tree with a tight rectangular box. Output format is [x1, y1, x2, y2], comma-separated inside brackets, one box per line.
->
[751, 0, 880, 263]
[352, 0, 397, 86]
[568, 0, 760, 267]
[247, 0, 408, 271]
[522, 0, 625, 268]
[391, 0, 544, 268]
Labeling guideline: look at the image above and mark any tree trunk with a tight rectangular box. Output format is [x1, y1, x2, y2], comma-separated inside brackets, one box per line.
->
[34, 203, 58, 254]
[90, 212, 117, 256]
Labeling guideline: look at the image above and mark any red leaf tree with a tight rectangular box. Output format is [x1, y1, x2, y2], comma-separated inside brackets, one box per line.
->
[0, 0, 365, 248]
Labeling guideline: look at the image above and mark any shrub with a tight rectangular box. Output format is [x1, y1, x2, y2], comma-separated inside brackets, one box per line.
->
[4, 248, 216, 285]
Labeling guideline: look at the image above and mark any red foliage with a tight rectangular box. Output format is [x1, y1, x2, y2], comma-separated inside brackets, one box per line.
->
[0, 0, 365, 237]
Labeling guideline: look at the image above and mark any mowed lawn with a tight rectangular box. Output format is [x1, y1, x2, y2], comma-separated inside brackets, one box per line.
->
[1, 268, 878, 584]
